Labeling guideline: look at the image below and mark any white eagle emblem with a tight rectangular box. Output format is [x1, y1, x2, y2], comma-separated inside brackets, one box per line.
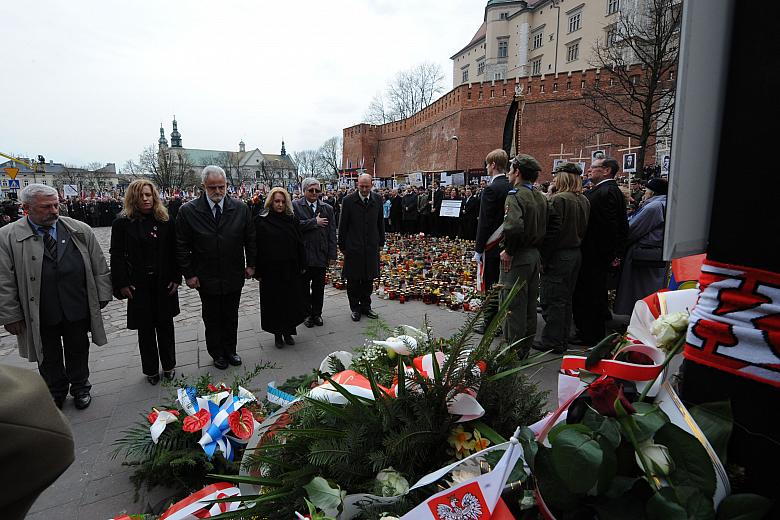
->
[436, 493, 483, 520]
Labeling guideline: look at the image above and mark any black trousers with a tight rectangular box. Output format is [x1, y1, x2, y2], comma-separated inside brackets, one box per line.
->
[346, 278, 373, 312]
[303, 266, 326, 317]
[138, 319, 176, 375]
[199, 290, 241, 359]
[481, 253, 501, 327]
[38, 318, 91, 399]
[572, 261, 609, 343]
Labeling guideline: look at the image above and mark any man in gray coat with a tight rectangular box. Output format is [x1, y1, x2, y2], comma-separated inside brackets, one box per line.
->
[0, 184, 112, 410]
[293, 177, 337, 327]
[176, 166, 256, 370]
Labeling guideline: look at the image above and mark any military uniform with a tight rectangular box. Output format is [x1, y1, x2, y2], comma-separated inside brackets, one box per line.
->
[498, 155, 552, 357]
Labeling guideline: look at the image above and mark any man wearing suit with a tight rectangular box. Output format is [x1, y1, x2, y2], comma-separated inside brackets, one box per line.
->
[294, 177, 337, 327]
[176, 166, 256, 370]
[572, 157, 629, 345]
[430, 181, 444, 236]
[338, 174, 385, 322]
[474, 149, 513, 334]
[401, 187, 419, 234]
[460, 186, 480, 240]
[389, 189, 403, 233]
[0, 184, 112, 410]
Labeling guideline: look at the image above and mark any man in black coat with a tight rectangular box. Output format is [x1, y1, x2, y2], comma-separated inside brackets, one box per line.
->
[430, 181, 444, 236]
[338, 174, 385, 322]
[176, 166, 256, 369]
[401, 187, 419, 234]
[293, 177, 337, 327]
[572, 157, 629, 345]
[389, 189, 403, 233]
[474, 149, 512, 334]
[460, 185, 480, 240]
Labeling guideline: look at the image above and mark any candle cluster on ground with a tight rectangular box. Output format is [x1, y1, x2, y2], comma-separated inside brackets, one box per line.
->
[327, 233, 481, 311]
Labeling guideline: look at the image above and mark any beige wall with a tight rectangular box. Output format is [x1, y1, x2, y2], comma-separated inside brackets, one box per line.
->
[452, 0, 621, 87]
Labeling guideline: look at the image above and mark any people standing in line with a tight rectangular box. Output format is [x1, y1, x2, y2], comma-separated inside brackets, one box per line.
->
[498, 155, 554, 356]
[474, 149, 513, 335]
[460, 186, 479, 240]
[0, 184, 112, 410]
[401, 187, 419, 234]
[613, 178, 668, 315]
[110, 180, 180, 385]
[176, 166, 256, 370]
[535, 163, 590, 354]
[572, 157, 629, 345]
[255, 188, 306, 348]
[293, 178, 337, 329]
[338, 173, 385, 322]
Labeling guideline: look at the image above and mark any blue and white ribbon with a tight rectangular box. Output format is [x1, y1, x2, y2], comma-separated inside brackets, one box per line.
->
[266, 381, 298, 406]
[197, 395, 251, 461]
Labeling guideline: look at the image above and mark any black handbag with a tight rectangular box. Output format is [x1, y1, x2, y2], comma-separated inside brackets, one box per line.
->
[632, 244, 666, 268]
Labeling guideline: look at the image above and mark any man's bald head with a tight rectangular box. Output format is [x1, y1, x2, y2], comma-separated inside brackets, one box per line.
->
[357, 174, 372, 197]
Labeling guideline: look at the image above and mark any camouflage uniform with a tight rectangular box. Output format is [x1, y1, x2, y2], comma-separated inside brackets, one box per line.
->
[498, 155, 552, 357]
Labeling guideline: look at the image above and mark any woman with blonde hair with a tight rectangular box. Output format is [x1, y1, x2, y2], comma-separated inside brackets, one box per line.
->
[110, 179, 181, 384]
[534, 163, 591, 354]
[254, 187, 306, 348]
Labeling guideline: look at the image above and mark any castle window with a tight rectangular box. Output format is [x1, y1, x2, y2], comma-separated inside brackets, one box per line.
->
[477, 59, 485, 75]
[607, 0, 620, 15]
[531, 58, 542, 75]
[568, 11, 582, 33]
[532, 30, 543, 49]
[566, 41, 580, 62]
[498, 39, 509, 60]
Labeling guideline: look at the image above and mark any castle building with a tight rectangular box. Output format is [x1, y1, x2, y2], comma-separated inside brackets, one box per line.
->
[158, 118, 297, 189]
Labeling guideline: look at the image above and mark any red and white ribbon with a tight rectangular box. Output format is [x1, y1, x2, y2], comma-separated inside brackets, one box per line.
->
[159, 482, 241, 520]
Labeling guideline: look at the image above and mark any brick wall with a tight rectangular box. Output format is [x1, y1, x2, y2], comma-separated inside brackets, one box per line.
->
[343, 66, 674, 182]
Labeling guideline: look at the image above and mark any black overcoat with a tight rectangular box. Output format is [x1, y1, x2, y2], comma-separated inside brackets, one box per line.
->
[581, 179, 629, 267]
[110, 215, 181, 329]
[255, 210, 306, 334]
[292, 198, 337, 268]
[175, 194, 256, 295]
[337, 191, 385, 280]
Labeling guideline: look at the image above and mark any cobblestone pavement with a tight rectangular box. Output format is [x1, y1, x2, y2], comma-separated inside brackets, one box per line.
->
[1, 226, 560, 519]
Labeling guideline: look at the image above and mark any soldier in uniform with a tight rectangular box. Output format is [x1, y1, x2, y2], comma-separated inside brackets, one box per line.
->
[498, 154, 557, 357]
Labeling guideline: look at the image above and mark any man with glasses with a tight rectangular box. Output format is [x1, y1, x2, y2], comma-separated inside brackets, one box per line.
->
[176, 166, 256, 370]
[293, 177, 337, 327]
[572, 157, 628, 346]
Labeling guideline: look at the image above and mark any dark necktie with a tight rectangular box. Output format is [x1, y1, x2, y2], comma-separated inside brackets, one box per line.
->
[214, 204, 222, 225]
[310, 203, 316, 215]
[41, 226, 57, 260]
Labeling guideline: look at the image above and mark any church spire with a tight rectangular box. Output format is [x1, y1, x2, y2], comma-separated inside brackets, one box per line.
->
[170, 115, 182, 148]
[158, 123, 168, 147]
[281, 139, 286, 156]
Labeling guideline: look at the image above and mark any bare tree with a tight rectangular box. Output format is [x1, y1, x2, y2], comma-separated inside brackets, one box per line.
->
[363, 61, 445, 124]
[138, 144, 194, 194]
[292, 149, 323, 181]
[59, 164, 87, 193]
[318, 136, 342, 182]
[209, 152, 247, 190]
[583, 0, 681, 172]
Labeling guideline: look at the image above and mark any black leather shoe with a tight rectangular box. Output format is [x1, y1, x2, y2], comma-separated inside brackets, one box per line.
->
[163, 369, 176, 381]
[283, 334, 295, 345]
[351, 311, 361, 322]
[304, 316, 315, 328]
[313, 315, 324, 326]
[147, 374, 160, 385]
[363, 309, 379, 319]
[227, 354, 242, 366]
[274, 334, 285, 348]
[213, 357, 229, 370]
[74, 393, 91, 410]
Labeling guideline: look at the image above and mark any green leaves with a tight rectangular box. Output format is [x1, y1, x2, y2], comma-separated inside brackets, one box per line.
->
[654, 422, 717, 498]
[716, 493, 774, 520]
[689, 401, 733, 465]
[585, 332, 622, 370]
[551, 428, 604, 494]
[303, 476, 346, 518]
[632, 402, 670, 443]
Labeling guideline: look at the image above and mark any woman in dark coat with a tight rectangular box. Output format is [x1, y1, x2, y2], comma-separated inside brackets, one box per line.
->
[255, 187, 306, 348]
[110, 180, 180, 384]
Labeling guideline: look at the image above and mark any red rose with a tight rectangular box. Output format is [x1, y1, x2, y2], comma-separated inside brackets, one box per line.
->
[587, 377, 635, 417]
[228, 408, 255, 440]
[182, 408, 211, 432]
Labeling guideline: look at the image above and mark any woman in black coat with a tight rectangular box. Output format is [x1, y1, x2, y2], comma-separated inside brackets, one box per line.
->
[255, 188, 306, 348]
[110, 180, 181, 384]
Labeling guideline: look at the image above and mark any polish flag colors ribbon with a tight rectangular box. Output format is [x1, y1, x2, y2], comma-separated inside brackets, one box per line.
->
[159, 482, 241, 520]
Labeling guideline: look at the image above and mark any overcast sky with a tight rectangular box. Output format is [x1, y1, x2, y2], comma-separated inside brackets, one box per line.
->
[1, 0, 484, 168]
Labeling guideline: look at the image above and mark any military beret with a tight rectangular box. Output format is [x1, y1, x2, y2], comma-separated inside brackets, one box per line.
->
[553, 162, 583, 175]
[512, 154, 542, 173]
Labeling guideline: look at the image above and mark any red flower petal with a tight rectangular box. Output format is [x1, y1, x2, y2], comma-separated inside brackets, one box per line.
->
[147, 410, 159, 424]
[182, 408, 210, 432]
[228, 408, 255, 440]
[587, 377, 636, 417]
[207, 383, 219, 392]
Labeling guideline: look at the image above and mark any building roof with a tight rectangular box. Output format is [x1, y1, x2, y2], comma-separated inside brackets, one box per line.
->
[181, 148, 232, 167]
[451, 22, 487, 59]
[262, 154, 296, 169]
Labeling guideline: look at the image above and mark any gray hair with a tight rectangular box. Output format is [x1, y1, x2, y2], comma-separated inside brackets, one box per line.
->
[301, 177, 320, 192]
[20, 183, 58, 204]
[201, 165, 227, 183]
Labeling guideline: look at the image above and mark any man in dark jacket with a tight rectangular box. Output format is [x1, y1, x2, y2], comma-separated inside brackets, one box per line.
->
[401, 187, 419, 234]
[389, 189, 403, 233]
[293, 177, 337, 327]
[572, 157, 628, 345]
[176, 166, 256, 369]
[338, 174, 385, 322]
[460, 186, 479, 240]
[474, 149, 513, 334]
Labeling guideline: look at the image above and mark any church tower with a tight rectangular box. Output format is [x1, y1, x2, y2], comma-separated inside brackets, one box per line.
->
[158, 124, 168, 148]
[239, 140, 246, 153]
[170, 116, 182, 148]
[281, 140, 287, 156]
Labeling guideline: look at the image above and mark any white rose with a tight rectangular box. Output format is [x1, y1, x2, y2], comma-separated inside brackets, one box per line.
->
[635, 442, 674, 477]
[650, 312, 689, 352]
[375, 467, 410, 497]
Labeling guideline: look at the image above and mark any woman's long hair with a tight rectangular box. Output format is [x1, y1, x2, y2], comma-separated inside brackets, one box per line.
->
[121, 179, 169, 222]
[264, 187, 294, 216]
[553, 172, 583, 194]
